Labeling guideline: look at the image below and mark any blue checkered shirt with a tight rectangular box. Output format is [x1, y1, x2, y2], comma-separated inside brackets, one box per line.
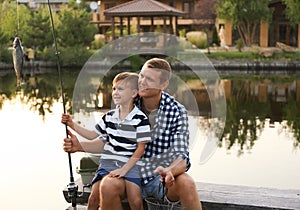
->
[137, 92, 191, 184]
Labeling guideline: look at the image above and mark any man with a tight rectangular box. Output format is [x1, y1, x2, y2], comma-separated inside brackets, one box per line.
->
[63, 58, 202, 210]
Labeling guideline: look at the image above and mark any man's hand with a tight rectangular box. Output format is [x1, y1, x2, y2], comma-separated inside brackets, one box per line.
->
[63, 130, 82, 153]
[155, 166, 175, 188]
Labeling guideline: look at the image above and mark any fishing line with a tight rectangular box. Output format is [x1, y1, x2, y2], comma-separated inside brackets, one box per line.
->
[47, 0, 78, 208]
[16, 0, 20, 35]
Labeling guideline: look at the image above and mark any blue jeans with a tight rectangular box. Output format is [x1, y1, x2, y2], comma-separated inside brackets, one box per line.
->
[141, 175, 164, 199]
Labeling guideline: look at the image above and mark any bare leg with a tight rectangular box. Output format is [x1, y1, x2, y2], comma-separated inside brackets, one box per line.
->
[87, 181, 101, 210]
[167, 173, 202, 210]
[100, 176, 126, 210]
[125, 180, 144, 210]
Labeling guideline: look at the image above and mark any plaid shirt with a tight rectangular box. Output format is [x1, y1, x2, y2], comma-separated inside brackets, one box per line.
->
[137, 92, 191, 184]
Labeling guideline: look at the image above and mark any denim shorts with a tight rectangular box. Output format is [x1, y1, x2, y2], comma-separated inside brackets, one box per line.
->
[141, 175, 164, 199]
[142, 175, 181, 205]
[91, 159, 141, 187]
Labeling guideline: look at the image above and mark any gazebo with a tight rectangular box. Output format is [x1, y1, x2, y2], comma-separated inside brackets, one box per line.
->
[104, 0, 185, 40]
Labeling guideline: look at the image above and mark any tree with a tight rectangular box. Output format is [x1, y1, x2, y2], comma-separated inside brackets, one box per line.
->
[22, 7, 54, 52]
[216, 0, 272, 46]
[0, 0, 31, 43]
[284, 0, 300, 27]
[57, 2, 97, 47]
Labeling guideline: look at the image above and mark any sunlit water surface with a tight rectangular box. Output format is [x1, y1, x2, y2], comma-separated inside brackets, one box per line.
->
[1, 70, 300, 209]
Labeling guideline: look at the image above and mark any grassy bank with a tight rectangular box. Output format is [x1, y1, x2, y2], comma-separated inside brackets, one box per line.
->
[205, 51, 300, 62]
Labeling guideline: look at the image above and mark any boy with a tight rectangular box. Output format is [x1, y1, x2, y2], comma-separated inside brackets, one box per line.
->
[62, 72, 151, 210]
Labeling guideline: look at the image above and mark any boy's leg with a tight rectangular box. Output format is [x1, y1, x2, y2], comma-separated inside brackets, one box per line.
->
[100, 176, 126, 210]
[125, 180, 144, 210]
[87, 180, 101, 210]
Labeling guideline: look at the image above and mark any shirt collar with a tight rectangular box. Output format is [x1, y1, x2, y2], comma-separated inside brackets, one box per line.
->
[112, 105, 139, 121]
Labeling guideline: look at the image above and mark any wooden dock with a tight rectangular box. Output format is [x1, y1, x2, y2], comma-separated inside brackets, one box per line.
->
[64, 179, 300, 209]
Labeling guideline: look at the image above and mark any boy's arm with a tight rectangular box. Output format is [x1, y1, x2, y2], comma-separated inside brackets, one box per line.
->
[73, 123, 99, 140]
[63, 130, 104, 154]
[62, 114, 98, 140]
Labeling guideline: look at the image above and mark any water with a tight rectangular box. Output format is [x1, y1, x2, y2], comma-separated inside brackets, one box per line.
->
[0, 68, 300, 209]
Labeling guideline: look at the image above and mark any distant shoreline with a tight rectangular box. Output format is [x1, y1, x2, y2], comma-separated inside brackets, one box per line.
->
[1, 60, 300, 73]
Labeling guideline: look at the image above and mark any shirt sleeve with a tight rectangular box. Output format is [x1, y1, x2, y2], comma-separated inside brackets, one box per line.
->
[136, 116, 152, 143]
[171, 106, 191, 171]
[94, 115, 108, 141]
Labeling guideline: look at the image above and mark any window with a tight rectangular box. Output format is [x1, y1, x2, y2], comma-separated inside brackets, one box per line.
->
[183, 2, 191, 18]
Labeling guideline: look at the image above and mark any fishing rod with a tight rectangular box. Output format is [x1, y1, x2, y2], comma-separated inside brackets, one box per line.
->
[46, 0, 78, 208]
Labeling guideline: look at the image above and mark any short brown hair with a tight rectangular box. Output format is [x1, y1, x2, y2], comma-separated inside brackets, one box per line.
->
[113, 72, 139, 89]
[144, 58, 172, 83]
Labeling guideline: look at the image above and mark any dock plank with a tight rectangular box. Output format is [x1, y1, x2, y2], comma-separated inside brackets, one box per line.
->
[198, 182, 300, 209]
[64, 179, 300, 209]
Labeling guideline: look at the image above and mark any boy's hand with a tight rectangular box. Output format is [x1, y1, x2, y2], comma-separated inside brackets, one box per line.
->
[61, 113, 75, 130]
[109, 168, 128, 178]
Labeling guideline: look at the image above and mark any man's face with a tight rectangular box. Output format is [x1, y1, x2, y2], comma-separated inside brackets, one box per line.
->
[138, 67, 164, 98]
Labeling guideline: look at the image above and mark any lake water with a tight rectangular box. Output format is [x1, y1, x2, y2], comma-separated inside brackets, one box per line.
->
[0, 67, 300, 210]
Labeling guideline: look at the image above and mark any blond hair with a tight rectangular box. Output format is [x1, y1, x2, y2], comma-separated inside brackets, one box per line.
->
[143, 58, 172, 83]
[113, 72, 139, 89]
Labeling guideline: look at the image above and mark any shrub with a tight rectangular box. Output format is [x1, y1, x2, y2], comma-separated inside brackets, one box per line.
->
[235, 38, 244, 52]
[0, 46, 13, 63]
[91, 34, 105, 50]
[59, 46, 93, 67]
[186, 31, 208, 49]
[212, 26, 220, 46]
[39, 45, 93, 67]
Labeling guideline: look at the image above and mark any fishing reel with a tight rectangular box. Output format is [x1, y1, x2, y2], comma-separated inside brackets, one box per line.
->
[67, 182, 78, 207]
[67, 181, 91, 207]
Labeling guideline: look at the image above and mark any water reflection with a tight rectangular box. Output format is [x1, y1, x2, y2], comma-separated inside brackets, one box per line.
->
[0, 68, 77, 117]
[1, 69, 300, 152]
[1, 68, 300, 200]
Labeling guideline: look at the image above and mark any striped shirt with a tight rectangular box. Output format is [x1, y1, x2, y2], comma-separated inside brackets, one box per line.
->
[95, 105, 151, 165]
[137, 92, 191, 184]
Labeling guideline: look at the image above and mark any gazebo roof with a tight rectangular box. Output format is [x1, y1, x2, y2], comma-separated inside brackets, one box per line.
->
[104, 0, 185, 17]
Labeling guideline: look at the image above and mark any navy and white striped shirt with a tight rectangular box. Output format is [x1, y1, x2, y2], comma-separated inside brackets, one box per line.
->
[137, 92, 191, 184]
[95, 105, 151, 165]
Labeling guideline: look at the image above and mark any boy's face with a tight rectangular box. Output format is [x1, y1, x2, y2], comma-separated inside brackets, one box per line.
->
[112, 79, 137, 106]
[138, 67, 168, 98]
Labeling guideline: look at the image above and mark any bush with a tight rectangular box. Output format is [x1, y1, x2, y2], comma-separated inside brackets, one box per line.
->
[39, 45, 93, 67]
[186, 31, 208, 49]
[0, 46, 13, 63]
[235, 38, 244, 52]
[91, 34, 105, 50]
[212, 26, 220, 46]
[59, 46, 93, 67]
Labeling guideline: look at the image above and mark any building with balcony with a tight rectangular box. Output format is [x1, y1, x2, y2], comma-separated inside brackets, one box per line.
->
[90, 0, 299, 48]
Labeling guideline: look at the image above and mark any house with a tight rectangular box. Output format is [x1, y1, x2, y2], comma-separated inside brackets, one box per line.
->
[18, 0, 69, 12]
[91, 0, 299, 48]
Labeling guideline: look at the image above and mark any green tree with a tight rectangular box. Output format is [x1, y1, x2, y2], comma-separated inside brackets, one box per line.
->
[0, 0, 31, 42]
[216, 0, 272, 46]
[57, 3, 97, 47]
[22, 7, 54, 52]
[284, 0, 300, 26]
